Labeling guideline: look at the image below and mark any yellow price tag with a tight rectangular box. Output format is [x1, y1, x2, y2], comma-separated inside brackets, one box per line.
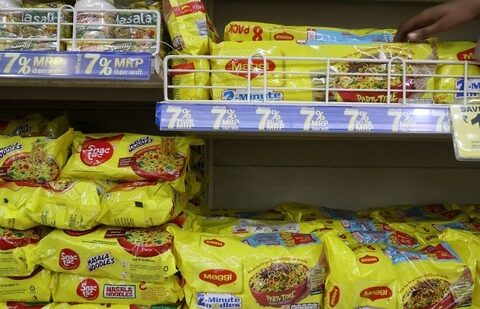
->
[450, 104, 480, 160]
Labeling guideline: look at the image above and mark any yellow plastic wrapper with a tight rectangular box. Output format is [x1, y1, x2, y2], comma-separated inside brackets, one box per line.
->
[225, 21, 395, 43]
[33, 226, 176, 282]
[0, 182, 38, 230]
[434, 41, 480, 104]
[162, 0, 220, 55]
[211, 41, 435, 104]
[0, 227, 46, 276]
[368, 203, 473, 224]
[0, 114, 69, 139]
[0, 303, 49, 309]
[171, 59, 210, 100]
[439, 229, 480, 307]
[44, 304, 183, 309]
[26, 180, 104, 231]
[0, 268, 52, 302]
[276, 202, 361, 222]
[182, 212, 324, 237]
[200, 208, 284, 221]
[63, 133, 198, 192]
[169, 226, 326, 309]
[390, 221, 480, 244]
[52, 273, 183, 305]
[0, 129, 73, 184]
[98, 181, 188, 228]
[324, 232, 474, 308]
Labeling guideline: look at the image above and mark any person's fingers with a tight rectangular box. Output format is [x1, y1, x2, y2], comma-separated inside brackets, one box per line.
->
[407, 12, 471, 42]
[394, 5, 448, 42]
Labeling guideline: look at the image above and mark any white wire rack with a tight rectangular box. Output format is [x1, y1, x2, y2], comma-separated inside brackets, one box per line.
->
[163, 54, 480, 105]
[0, 5, 161, 55]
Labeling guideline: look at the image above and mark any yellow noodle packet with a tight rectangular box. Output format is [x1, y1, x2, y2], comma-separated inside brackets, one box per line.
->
[0, 268, 52, 302]
[0, 129, 73, 183]
[0, 226, 46, 276]
[52, 273, 183, 305]
[0, 182, 38, 230]
[63, 133, 200, 192]
[98, 181, 188, 227]
[171, 58, 210, 100]
[33, 226, 176, 282]
[169, 226, 326, 309]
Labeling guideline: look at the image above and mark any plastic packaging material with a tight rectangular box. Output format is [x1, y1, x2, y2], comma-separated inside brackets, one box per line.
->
[43, 303, 183, 308]
[0, 129, 74, 184]
[0, 226, 45, 276]
[26, 180, 106, 230]
[433, 41, 480, 104]
[366, 203, 473, 224]
[0, 182, 38, 230]
[199, 208, 284, 221]
[0, 114, 70, 139]
[62, 133, 200, 192]
[439, 229, 480, 307]
[98, 181, 188, 227]
[168, 226, 326, 309]
[182, 212, 324, 238]
[224, 21, 395, 44]
[74, 0, 116, 39]
[324, 232, 474, 308]
[210, 41, 435, 104]
[390, 221, 480, 244]
[33, 225, 176, 282]
[51, 273, 183, 305]
[276, 202, 362, 222]
[0, 303, 49, 309]
[171, 58, 210, 100]
[0, 268, 52, 302]
[162, 0, 220, 55]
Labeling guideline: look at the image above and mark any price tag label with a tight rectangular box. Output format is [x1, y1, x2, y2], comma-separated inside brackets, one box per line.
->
[450, 104, 480, 160]
[299, 107, 329, 131]
[255, 107, 285, 131]
[344, 108, 373, 132]
[0, 52, 151, 79]
[78, 53, 150, 79]
[211, 106, 239, 130]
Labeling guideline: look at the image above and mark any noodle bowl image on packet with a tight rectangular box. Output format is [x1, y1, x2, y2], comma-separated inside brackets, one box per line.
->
[168, 225, 326, 309]
[32, 226, 177, 282]
[323, 232, 474, 308]
[51, 273, 183, 305]
[62, 133, 199, 192]
[0, 129, 73, 184]
[210, 41, 435, 103]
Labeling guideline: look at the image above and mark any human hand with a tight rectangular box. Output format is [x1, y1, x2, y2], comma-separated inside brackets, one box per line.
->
[394, 0, 480, 42]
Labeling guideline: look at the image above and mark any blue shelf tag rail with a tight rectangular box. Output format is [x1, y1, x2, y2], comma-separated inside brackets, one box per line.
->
[156, 102, 452, 134]
[0, 51, 152, 80]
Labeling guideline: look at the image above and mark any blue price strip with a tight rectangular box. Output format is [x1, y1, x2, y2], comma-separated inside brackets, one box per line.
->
[0, 51, 151, 80]
[156, 103, 452, 134]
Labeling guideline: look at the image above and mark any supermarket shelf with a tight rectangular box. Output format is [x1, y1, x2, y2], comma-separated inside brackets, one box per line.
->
[156, 102, 452, 135]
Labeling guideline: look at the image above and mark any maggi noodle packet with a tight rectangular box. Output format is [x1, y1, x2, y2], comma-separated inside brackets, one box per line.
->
[182, 212, 323, 237]
[0, 129, 73, 184]
[276, 202, 361, 222]
[210, 41, 435, 104]
[0, 182, 38, 230]
[439, 229, 480, 307]
[390, 221, 480, 244]
[62, 133, 199, 192]
[368, 203, 472, 224]
[225, 21, 395, 43]
[168, 226, 326, 309]
[0, 226, 46, 276]
[32, 226, 176, 282]
[324, 233, 474, 308]
[98, 181, 188, 227]
[199, 208, 285, 221]
[26, 180, 104, 231]
[0, 268, 52, 302]
[171, 58, 210, 100]
[52, 273, 183, 305]
[433, 41, 480, 104]
[162, 0, 220, 55]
